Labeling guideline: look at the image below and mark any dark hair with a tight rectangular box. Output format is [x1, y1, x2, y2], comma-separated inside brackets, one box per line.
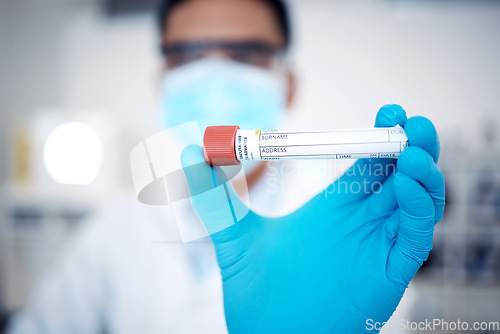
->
[157, 0, 291, 48]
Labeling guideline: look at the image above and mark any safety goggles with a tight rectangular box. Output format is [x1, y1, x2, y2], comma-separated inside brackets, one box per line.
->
[161, 40, 286, 69]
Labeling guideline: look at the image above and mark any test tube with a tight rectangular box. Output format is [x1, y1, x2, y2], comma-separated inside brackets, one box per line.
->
[203, 125, 409, 166]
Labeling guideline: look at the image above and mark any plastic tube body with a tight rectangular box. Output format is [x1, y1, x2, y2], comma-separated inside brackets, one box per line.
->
[203, 125, 408, 166]
[235, 126, 408, 162]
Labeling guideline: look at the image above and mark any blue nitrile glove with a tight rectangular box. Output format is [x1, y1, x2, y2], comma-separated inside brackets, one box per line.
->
[181, 104, 445, 334]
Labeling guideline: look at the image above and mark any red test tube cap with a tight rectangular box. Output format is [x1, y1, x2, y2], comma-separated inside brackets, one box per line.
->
[203, 126, 240, 166]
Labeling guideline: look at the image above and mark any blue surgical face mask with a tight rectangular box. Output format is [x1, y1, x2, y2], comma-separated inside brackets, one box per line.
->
[160, 57, 287, 133]
[160, 58, 287, 173]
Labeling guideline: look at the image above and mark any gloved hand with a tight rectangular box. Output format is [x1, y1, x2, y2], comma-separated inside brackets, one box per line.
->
[181, 104, 445, 334]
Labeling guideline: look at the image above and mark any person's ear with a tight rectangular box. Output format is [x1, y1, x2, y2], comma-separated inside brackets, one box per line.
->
[285, 71, 297, 110]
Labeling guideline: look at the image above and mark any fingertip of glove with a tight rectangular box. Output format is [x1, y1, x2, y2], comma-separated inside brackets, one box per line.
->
[404, 117, 440, 162]
[375, 104, 407, 127]
[405, 116, 436, 137]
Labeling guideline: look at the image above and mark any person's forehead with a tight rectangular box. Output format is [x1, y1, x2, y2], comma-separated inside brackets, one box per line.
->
[163, 0, 284, 46]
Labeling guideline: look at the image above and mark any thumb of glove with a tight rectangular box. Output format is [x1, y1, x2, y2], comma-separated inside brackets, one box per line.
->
[181, 145, 249, 236]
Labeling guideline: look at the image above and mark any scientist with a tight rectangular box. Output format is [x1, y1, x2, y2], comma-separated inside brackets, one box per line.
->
[8, 0, 445, 333]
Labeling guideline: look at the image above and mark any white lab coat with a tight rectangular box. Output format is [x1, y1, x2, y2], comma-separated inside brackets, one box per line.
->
[7, 160, 413, 333]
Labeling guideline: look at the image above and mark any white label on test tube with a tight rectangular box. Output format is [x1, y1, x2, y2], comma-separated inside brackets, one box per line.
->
[235, 126, 408, 161]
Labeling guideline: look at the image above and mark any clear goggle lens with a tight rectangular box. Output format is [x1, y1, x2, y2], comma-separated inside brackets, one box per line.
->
[161, 41, 286, 69]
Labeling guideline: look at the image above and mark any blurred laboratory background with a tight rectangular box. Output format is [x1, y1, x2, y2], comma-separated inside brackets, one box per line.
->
[0, 0, 499, 333]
